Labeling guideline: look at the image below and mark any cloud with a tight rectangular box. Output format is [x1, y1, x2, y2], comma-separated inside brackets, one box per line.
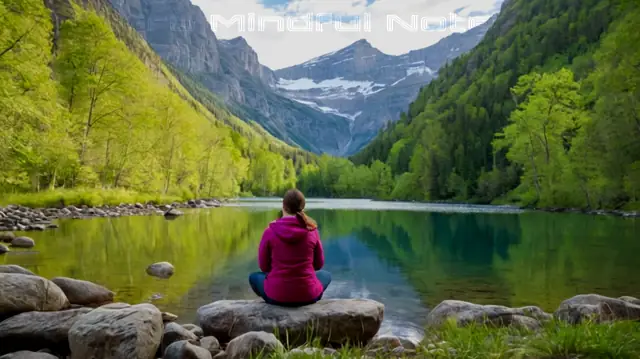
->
[193, 0, 503, 70]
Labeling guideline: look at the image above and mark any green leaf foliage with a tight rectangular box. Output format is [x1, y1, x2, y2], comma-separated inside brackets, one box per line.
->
[0, 0, 309, 198]
[345, 0, 640, 210]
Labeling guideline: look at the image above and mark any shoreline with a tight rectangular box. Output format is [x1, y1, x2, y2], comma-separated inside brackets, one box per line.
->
[294, 196, 640, 218]
[0, 199, 223, 232]
[2, 196, 638, 233]
[368, 198, 640, 218]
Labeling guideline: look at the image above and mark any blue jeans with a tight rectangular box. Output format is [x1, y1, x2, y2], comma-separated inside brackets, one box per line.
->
[249, 270, 332, 307]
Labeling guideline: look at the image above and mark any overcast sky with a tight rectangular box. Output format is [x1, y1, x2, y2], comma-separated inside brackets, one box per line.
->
[191, 0, 504, 70]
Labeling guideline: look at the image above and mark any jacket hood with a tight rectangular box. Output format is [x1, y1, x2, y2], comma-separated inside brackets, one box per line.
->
[269, 216, 312, 243]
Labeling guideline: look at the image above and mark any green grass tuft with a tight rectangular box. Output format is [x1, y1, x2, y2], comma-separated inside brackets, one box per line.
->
[524, 320, 640, 359]
[255, 320, 640, 359]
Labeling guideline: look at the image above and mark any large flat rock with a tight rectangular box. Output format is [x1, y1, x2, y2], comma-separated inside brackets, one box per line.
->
[555, 294, 640, 324]
[0, 352, 59, 359]
[0, 308, 92, 355]
[51, 277, 114, 307]
[197, 299, 384, 347]
[68, 303, 163, 359]
[0, 265, 34, 276]
[0, 274, 69, 316]
[426, 300, 552, 330]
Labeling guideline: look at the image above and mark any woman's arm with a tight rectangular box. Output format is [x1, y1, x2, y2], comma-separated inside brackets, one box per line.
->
[258, 230, 271, 273]
[313, 231, 325, 270]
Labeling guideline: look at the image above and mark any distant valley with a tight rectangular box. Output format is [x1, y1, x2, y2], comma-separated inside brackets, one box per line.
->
[274, 16, 496, 155]
[109, 0, 495, 156]
[109, 0, 351, 155]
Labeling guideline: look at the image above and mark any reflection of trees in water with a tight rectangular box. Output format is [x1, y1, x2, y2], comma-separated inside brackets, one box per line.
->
[318, 209, 640, 312]
[320, 236, 429, 341]
[314, 210, 523, 308]
[1, 208, 274, 315]
[429, 213, 522, 266]
[495, 213, 640, 311]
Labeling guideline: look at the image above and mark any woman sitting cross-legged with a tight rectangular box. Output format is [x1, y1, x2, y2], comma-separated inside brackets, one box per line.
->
[248, 189, 331, 307]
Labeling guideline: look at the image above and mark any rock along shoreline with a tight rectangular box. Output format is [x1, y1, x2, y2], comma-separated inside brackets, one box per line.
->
[0, 198, 224, 233]
[1, 264, 640, 359]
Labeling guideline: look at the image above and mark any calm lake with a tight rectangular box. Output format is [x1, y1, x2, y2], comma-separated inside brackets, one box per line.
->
[2, 198, 639, 340]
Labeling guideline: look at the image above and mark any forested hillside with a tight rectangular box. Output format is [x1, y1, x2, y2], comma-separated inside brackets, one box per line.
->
[0, 0, 311, 199]
[327, 0, 639, 210]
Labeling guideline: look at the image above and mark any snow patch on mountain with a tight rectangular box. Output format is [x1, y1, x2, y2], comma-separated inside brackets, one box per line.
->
[277, 77, 386, 98]
[333, 57, 354, 65]
[292, 99, 362, 121]
[391, 77, 408, 87]
[406, 65, 435, 77]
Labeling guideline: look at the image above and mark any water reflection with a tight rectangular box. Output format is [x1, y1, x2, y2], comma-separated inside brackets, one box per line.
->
[2, 200, 638, 336]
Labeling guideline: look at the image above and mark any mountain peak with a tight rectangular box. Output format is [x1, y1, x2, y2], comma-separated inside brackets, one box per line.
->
[350, 39, 372, 48]
[221, 36, 249, 47]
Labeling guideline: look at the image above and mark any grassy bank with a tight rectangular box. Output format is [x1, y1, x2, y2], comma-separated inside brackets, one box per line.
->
[0, 189, 184, 208]
[422, 320, 640, 359]
[265, 320, 640, 359]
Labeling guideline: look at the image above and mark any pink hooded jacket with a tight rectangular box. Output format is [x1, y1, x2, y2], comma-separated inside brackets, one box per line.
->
[259, 216, 324, 303]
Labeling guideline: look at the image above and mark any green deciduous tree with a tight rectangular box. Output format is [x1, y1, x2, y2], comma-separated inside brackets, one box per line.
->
[494, 69, 587, 206]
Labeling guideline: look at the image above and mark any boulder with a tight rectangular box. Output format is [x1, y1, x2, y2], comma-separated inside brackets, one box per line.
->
[555, 294, 640, 324]
[51, 277, 114, 306]
[0, 352, 58, 359]
[182, 324, 204, 338]
[0, 274, 69, 315]
[426, 300, 551, 331]
[164, 209, 183, 218]
[0, 265, 35, 276]
[0, 232, 15, 243]
[197, 299, 384, 347]
[0, 308, 92, 355]
[10, 237, 35, 248]
[163, 312, 179, 322]
[146, 262, 174, 278]
[0, 244, 8, 254]
[164, 341, 212, 359]
[28, 224, 46, 231]
[224, 332, 283, 359]
[199, 337, 221, 356]
[162, 322, 199, 353]
[68, 303, 163, 359]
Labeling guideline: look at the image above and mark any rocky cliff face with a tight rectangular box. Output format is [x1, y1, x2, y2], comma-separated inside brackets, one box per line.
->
[109, 0, 220, 74]
[109, 0, 351, 155]
[274, 16, 497, 155]
[218, 37, 276, 87]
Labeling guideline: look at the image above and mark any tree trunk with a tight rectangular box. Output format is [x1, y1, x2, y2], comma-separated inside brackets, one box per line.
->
[80, 94, 97, 165]
[163, 136, 175, 194]
[49, 168, 57, 190]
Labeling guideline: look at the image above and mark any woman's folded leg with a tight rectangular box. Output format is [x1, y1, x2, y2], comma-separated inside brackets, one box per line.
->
[248, 272, 268, 299]
[315, 270, 332, 299]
